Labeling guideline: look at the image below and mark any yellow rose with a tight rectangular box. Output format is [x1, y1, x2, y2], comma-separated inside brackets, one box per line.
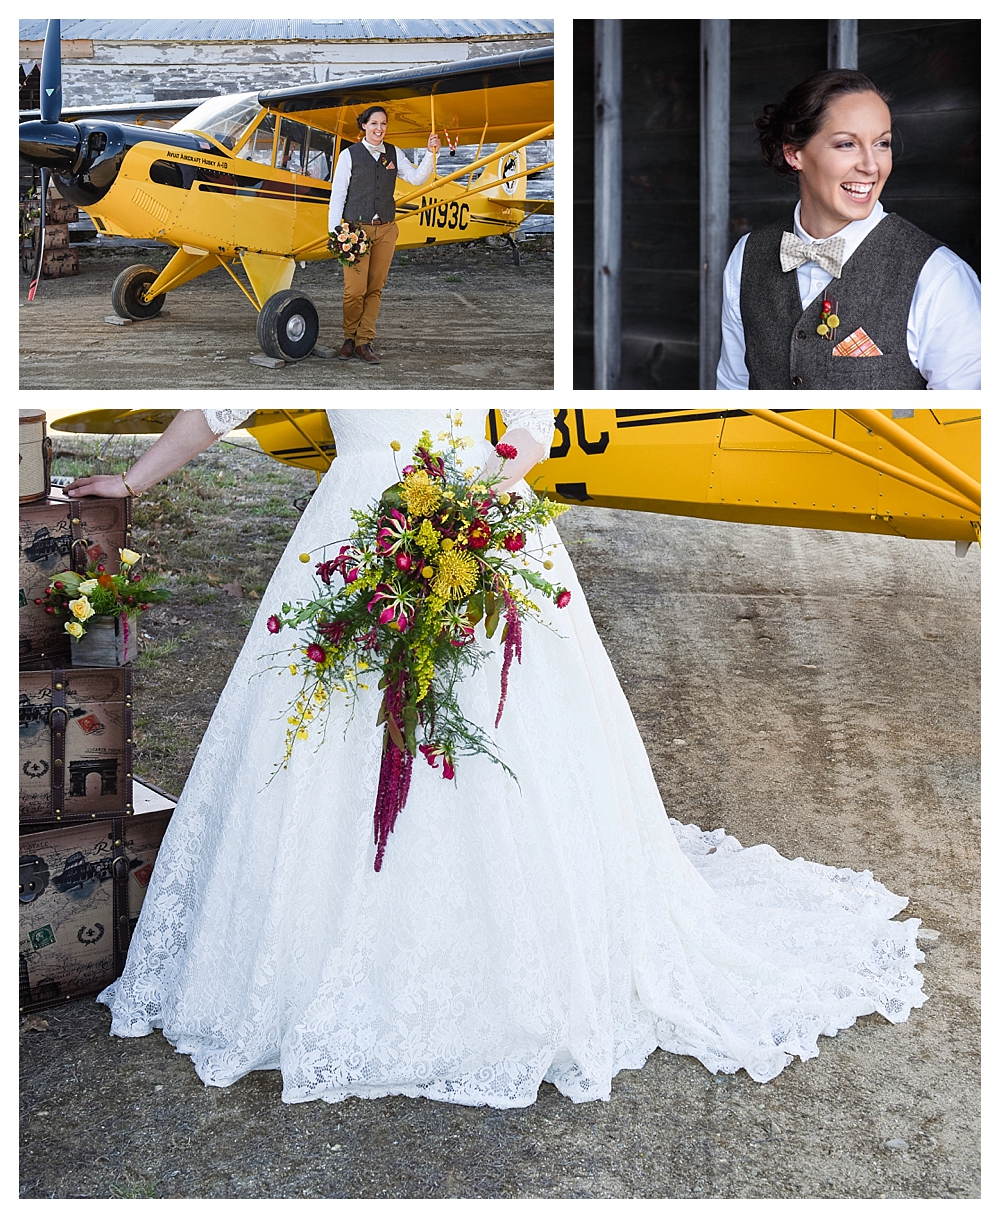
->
[64, 621, 84, 639]
[119, 548, 142, 567]
[69, 596, 95, 622]
[77, 579, 99, 595]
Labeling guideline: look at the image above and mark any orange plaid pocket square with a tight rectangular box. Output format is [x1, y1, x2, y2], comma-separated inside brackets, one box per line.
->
[832, 327, 884, 357]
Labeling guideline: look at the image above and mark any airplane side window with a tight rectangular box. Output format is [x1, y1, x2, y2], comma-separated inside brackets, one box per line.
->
[277, 118, 306, 174]
[277, 119, 334, 181]
[304, 129, 334, 181]
[245, 114, 276, 166]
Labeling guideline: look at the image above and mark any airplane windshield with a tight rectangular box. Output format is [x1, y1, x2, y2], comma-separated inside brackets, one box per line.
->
[172, 94, 261, 150]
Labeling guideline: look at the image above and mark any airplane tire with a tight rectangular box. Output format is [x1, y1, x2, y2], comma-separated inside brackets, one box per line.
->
[257, 290, 319, 361]
[110, 264, 166, 320]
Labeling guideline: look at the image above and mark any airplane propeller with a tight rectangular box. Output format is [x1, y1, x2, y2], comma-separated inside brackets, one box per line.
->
[21, 19, 128, 300]
[25, 20, 62, 301]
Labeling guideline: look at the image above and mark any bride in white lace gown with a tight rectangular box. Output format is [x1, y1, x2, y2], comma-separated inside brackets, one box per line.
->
[72, 408, 925, 1107]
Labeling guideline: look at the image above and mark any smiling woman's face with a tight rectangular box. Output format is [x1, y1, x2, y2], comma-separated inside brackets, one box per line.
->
[362, 111, 388, 146]
[784, 91, 893, 238]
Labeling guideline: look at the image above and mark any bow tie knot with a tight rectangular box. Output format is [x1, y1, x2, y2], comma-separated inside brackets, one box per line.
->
[780, 230, 846, 279]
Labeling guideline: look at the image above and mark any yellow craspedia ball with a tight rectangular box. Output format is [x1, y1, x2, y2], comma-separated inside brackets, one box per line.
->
[390, 440, 401, 451]
[421, 567, 434, 578]
[827, 314, 840, 328]
[299, 553, 311, 563]
[816, 323, 829, 336]
[440, 538, 455, 551]
[544, 560, 554, 570]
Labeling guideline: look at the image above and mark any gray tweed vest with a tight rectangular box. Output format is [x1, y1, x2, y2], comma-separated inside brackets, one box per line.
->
[740, 212, 943, 390]
[342, 142, 398, 224]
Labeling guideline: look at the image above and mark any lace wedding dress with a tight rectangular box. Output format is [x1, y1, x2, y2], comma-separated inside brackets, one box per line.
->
[99, 409, 926, 1106]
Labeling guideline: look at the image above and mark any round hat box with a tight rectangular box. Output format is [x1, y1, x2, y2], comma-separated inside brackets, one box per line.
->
[19, 409, 51, 503]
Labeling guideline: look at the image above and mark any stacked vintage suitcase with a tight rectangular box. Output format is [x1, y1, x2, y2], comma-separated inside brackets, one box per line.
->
[19, 410, 176, 1013]
[33, 181, 80, 280]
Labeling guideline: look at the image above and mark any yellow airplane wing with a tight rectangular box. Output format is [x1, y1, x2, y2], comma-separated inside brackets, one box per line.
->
[258, 46, 553, 150]
[47, 408, 980, 544]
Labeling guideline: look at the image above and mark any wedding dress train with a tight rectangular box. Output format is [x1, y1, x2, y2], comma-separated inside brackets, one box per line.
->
[99, 409, 925, 1106]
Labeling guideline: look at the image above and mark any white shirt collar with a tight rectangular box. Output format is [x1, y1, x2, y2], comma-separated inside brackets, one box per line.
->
[793, 199, 886, 263]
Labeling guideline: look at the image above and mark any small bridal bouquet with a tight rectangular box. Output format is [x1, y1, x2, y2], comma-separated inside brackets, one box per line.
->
[327, 221, 370, 269]
[267, 415, 571, 870]
[35, 548, 169, 642]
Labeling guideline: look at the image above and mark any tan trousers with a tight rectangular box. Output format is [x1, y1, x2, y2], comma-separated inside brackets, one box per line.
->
[342, 221, 397, 342]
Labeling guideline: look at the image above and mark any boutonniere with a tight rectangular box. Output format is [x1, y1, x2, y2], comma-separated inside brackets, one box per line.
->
[816, 297, 840, 343]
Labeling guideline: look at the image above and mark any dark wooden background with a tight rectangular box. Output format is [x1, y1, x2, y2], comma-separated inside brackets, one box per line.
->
[574, 19, 981, 390]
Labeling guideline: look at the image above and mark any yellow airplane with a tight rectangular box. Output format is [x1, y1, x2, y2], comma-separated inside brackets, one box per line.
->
[19, 20, 553, 360]
[49, 409, 980, 547]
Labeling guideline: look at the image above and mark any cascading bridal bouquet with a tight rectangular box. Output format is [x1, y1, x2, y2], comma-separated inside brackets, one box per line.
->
[327, 221, 370, 269]
[266, 417, 571, 871]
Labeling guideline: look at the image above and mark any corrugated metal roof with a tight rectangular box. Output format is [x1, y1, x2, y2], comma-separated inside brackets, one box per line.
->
[18, 19, 553, 42]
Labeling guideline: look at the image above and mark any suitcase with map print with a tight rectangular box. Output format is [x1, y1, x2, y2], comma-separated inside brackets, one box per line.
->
[19, 780, 175, 1013]
[19, 665, 133, 823]
[18, 491, 133, 664]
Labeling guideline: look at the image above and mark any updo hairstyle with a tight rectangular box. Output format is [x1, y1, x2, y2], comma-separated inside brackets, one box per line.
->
[357, 105, 388, 131]
[755, 69, 891, 179]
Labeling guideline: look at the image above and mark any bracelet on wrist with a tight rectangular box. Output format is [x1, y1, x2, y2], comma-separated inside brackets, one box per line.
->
[121, 472, 141, 498]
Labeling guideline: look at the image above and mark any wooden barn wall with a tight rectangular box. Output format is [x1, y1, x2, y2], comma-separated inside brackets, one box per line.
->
[44, 36, 552, 106]
[573, 20, 595, 390]
[573, 18, 980, 391]
[859, 19, 980, 277]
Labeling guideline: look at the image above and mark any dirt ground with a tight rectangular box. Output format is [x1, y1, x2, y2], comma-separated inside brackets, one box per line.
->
[18, 236, 553, 391]
[19, 438, 980, 1200]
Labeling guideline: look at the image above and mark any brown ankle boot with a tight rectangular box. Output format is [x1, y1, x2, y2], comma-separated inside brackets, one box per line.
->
[338, 338, 356, 361]
[355, 343, 381, 364]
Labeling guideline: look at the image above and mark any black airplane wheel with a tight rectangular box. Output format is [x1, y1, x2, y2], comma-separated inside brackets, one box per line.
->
[110, 264, 165, 320]
[257, 290, 319, 361]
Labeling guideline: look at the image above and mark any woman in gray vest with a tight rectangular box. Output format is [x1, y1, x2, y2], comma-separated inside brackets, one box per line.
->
[328, 106, 441, 365]
[716, 70, 980, 390]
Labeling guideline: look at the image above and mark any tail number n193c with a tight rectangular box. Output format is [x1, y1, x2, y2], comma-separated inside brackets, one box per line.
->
[419, 198, 471, 230]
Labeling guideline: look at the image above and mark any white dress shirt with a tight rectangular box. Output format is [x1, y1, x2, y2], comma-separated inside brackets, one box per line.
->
[716, 201, 981, 390]
[328, 139, 434, 229]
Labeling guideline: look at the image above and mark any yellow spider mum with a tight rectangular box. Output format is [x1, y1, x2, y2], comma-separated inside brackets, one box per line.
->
[400, 470, 443, 518]
[432, 548, 479, 601]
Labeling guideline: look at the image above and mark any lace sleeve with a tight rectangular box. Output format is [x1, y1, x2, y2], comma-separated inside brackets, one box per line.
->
[500, 410, 555, 456]
[202, 409, 255, 436]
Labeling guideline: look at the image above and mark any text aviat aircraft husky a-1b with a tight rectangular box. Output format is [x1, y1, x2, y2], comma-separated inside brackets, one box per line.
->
[19, 20, 553, 360]
[50, 409, 981, 550]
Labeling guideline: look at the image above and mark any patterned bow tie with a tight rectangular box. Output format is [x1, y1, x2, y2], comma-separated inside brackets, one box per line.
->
[779, 230, 847, 279]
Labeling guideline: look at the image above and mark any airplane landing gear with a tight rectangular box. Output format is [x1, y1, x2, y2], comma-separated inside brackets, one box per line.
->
[111, 264, 165, 320]
[505, 234, 521, 266]
[256, 290, 319, 361]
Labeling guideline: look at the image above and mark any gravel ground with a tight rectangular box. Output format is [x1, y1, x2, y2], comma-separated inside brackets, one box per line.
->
[18, 236, 553, 390]
[19, 442, 980, 1200]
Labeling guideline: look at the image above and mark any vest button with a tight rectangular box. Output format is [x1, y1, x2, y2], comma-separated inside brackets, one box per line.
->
[791, 376, 803, 388]
[796, 330, 806, 341]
